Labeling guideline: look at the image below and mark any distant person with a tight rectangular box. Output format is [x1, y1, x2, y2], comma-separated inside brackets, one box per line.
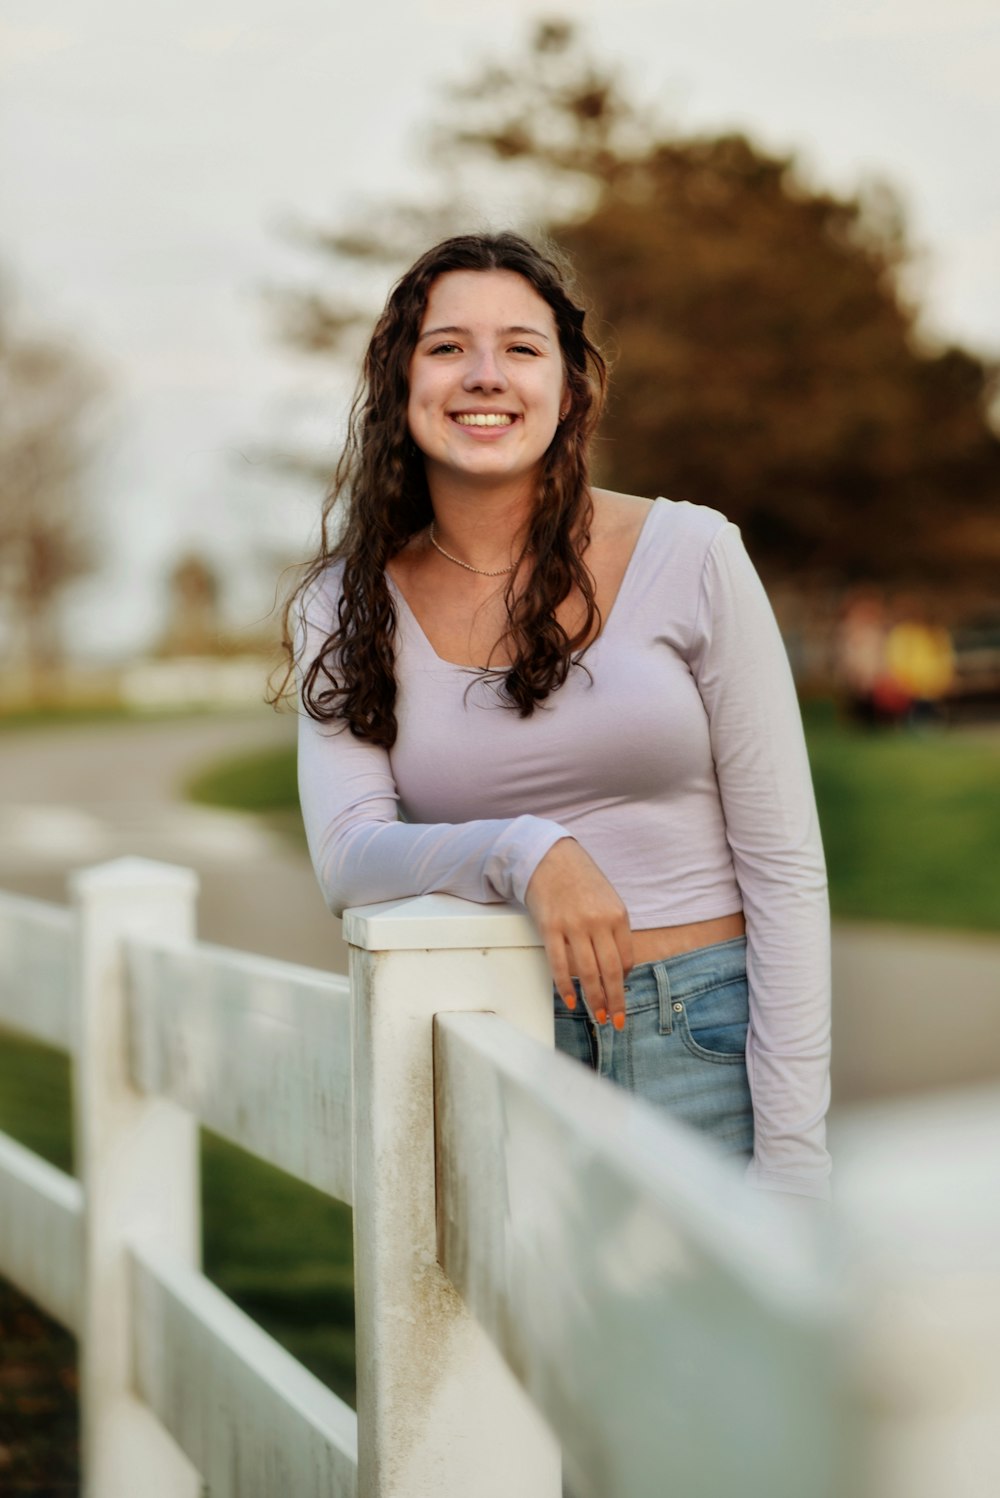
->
[834, 590, 888, 727]
[885, 601, 955, 728]
[275, 232, 832, 1209]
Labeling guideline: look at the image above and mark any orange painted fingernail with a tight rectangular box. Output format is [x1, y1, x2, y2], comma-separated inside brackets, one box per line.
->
[596, 1008, 608, 1026]
[563, 992, 576, 1011]
[613, 1012, 625, 1031]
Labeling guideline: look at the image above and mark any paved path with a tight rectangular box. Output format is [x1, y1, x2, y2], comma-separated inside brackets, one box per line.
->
[0, 709, 351, 974]
[1, 710, 998, 1103]
[832, 920, 1000, 1102]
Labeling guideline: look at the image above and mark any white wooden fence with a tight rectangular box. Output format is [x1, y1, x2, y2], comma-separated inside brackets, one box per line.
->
[1, 856, 999, 1498]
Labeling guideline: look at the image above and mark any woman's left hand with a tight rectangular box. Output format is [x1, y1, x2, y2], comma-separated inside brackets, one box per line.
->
[524, 836, 634, 1029]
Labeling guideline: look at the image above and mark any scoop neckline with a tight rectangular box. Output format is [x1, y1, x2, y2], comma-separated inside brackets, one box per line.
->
[386, 497, 663, 671]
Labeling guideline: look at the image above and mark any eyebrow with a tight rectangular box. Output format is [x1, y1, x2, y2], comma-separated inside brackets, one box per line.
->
[418, 324, 551, 342]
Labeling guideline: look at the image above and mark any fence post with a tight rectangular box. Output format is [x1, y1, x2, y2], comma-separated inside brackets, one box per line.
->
[70, 857, 202, 1498]
[346, 893, 562, 1498]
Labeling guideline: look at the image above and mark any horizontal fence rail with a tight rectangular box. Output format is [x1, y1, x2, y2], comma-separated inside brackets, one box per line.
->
[1, 861, 999, 1498]
[132, 1238, 357, 1498]
[0, 858, 360, 1498]
[126, 938, 353, 1205]
[0, 1129, 82, 1332]
[434, 1010, 852, 1498]
[0, 892, 74, 1049]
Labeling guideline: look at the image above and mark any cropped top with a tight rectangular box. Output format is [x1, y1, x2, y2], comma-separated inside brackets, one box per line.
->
[296, 498, 832, 1199]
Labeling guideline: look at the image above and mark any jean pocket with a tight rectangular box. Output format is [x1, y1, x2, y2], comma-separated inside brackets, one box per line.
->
[674, 977, 749, 1064]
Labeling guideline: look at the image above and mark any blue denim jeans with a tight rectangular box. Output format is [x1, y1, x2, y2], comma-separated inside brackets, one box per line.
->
[553, 935, 754, 1160]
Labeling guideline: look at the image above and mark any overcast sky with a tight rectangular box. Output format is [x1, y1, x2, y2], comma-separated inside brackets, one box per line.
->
[2, 0, 998, 659]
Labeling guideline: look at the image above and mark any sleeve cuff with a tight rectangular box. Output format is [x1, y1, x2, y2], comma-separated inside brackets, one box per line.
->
[486, 816, 572, 905]
[744, 1160, 832, 1202]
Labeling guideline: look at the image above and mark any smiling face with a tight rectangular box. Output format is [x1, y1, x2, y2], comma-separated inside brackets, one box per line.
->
[406, 268, 567, 497]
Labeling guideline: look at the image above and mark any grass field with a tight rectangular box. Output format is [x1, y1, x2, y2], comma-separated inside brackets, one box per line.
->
[187, 740, 306, 847]
[0, 702, 237, 733]
[0, 1037, 357, 1404]
[803, 701, 1000, 933]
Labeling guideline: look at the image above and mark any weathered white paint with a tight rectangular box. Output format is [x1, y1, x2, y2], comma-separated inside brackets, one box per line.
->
[126, 937, 353, 1204]
[434, 1009, 854, 1498]
[131, 1236, 358, 1498]
[0, 891, 73, 1048]
[4, 863, 1000, 1498]
[71, 857, 202, 1498]
[830, 1088, 1000, 1498]
[349, 896, 562, 1498]
[0, 1128, 83, 1331]
[344, 890, 539, 951]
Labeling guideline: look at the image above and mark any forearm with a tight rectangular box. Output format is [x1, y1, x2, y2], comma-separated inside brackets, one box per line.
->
[298, 709, 569, 916]
[309, 806, 570, 917]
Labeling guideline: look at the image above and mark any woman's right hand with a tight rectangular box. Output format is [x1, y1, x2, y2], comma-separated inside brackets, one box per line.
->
[524, 837, 634, 1030]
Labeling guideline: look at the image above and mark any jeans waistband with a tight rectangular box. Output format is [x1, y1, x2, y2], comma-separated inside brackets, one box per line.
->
[625, 934, 747, 997]
[556, 934, 747, 1014]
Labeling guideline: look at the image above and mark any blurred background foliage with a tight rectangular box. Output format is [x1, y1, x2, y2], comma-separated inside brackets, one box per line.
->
[0, 277, 107, 678]
[268, 20, 999, 596]
[2, 19, 998, 683]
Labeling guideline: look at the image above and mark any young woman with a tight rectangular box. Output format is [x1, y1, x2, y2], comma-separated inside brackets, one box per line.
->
[277, 231, 832, 1203]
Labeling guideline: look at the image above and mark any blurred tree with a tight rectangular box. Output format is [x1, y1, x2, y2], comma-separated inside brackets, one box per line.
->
[556, 139, 1000, 580]
[0, 278, 106, 679]
[156, 551, 222, 657]
[268, 20, 1000, 586]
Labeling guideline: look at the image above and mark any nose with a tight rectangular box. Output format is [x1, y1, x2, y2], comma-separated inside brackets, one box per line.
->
[462, 346, 508, 393]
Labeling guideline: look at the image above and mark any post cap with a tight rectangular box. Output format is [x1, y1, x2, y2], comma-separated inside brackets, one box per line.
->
[343, 893, 541, 952]
[68, 857, 200, 899]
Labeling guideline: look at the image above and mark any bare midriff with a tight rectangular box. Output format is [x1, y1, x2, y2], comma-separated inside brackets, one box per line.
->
[630, 911, 746, 966]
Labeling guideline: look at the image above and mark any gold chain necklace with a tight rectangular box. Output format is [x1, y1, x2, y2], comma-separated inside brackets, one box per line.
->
[428, 522, 517, 577]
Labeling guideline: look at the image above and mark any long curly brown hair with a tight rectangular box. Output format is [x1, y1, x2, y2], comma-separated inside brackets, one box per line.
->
[269, 231, 609, 747]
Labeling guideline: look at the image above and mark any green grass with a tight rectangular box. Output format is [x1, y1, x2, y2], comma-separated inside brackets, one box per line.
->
[185, 742, 307, 847]
[0, 1033, 75, 1175]
[0, 702, 248, 733]
[199, 1133, 355, 1406]
[803, 701, 1000, 933]
[0, 703, 137, 733]
[0, 1030, 357, 1409]
[187, 701, 1000, 936]
[0, 1028, 82, 1489]
[186, 744, 299, 813]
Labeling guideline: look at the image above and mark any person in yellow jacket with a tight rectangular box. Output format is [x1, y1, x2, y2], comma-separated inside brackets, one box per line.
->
[884, 607, 955, 726]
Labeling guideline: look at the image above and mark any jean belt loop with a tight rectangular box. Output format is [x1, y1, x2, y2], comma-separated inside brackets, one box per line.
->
[654, 961, 673, 1035]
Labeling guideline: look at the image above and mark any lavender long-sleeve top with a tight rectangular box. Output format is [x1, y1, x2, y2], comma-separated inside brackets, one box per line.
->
[297, 497, 832, 1199]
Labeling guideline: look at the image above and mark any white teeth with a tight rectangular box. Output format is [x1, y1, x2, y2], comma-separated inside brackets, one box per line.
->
[453, 413, 515, 427]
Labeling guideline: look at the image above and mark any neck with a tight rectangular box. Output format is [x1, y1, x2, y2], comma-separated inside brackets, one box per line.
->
[424, 470, 538, 566]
